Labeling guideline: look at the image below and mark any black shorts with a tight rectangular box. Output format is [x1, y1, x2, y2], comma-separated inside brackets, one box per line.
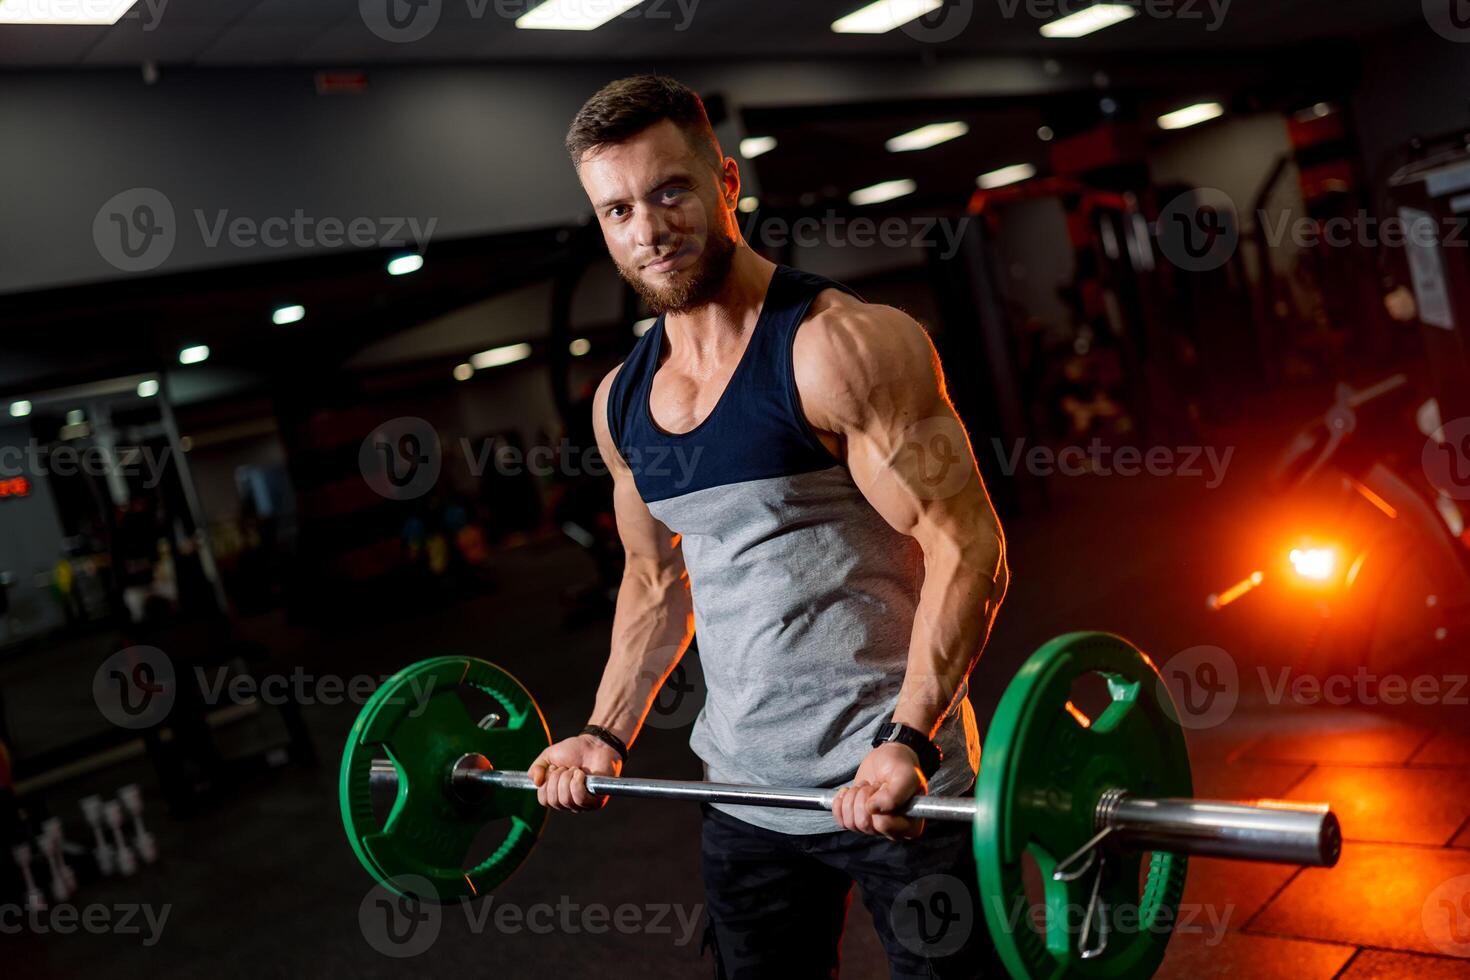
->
[698, 794, 1005, 979]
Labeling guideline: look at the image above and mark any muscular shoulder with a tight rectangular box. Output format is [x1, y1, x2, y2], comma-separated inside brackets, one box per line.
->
[794, 291, 943, 432]
[592, 364, 628, 471]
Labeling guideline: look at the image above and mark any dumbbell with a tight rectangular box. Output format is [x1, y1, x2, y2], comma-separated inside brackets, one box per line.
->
[339, 633, 1343, 979]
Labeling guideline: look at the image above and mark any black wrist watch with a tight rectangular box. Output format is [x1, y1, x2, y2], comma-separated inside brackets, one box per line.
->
[872, 722, 943, 779]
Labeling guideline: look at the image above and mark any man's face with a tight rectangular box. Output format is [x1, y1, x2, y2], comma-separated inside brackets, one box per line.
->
[578, 119, 740, 315]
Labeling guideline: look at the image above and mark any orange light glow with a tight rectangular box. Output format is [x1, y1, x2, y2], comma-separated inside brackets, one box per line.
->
[1350, 480, 1398, 520]
[1289, 547, 1337, 581]
[1064, 699, 1092, 728]
[1208, 570, 1265, 610]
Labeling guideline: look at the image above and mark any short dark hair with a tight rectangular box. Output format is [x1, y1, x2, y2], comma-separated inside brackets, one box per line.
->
[566, 74, 722, 172]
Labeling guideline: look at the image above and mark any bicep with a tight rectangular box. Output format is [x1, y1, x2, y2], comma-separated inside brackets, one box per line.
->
[805, 311, 990, 543]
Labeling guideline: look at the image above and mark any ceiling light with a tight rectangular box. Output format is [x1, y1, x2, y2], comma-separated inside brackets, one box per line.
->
[516, 0, 644, 30]
[272, 304, 305, 325]
[1037, 126, 1055, 141]
[470, 343, 532, 369]
[1157, 102, 1225, 131]
[832, 0, 943, 34]
[387, 254, 424, 276]
[9, 400, 32, 418]
[137, 379, 160, 398]
[453, 363, 474, 382]
[849, 179, 916, 206]
[740, 136, 777, 159]
[1040, 4, 1137, 37]
[179, 345, 210, 365]
[738, 197, 760, 213]
[0, 0, 138, 24]
[977, 164, 1037, 190]
[885, 122, 969, 153]
[569, 338, 591, 357]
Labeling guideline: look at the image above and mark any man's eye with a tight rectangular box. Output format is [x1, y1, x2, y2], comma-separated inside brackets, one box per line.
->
[658, 188, 686, 203]
[608, 205, 630, 219]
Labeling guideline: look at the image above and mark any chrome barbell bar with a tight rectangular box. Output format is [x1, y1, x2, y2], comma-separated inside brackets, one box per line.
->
[368, 756, 1341, 868]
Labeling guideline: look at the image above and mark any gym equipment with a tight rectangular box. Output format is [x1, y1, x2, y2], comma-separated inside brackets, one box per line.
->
[36, 820, 71, 903]
[80, 795, 115, 875]
[41, 818, 77, 892]
[118, 784, 158, 865]
[102, 800, 138, 876]
[340, 633, 1342, 978]
[11, 842, 45, 912]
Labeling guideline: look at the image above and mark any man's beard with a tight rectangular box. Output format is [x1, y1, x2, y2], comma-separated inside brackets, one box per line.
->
[616, 228, 738, 316]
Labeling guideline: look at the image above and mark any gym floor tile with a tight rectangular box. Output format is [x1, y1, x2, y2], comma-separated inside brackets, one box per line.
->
[1248, 842, 1470, 955]
[1409, 732, 1470, 766]
[1188, 760, 1314, 800]
[1178, 855, 1302, 925]
[1156, 927, 1354, 978]
[1335, 949, 1470, 978]
[1233, 715, 1434, 766]
[1281, 766, 1470, 845]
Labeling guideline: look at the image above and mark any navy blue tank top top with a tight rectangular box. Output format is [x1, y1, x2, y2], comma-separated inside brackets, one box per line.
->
[606, 264, 859, 503]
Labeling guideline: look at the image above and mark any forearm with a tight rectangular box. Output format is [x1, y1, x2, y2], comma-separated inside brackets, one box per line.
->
[586, 559, 695, 747]
[892, 529, 1007, 739]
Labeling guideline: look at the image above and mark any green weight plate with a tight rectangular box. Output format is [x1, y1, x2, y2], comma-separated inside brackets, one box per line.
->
[976, 633, 1192, 979]
[340, 656, 551, 902]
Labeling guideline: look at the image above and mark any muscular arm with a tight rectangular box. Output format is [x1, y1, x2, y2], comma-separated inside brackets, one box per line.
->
[532, 368, 695, 810]
[797, 300, 1008, 743]
[585, 366, 696, 748]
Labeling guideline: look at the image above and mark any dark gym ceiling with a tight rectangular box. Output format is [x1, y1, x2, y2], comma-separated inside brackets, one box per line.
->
[1, 0, 1424, 68]
[0, 0, 1426, 405]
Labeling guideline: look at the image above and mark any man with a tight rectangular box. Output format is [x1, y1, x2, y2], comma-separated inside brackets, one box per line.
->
[529, 75, 1009, 979]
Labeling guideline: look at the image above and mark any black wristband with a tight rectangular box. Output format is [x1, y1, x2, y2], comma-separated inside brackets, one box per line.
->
[872, 722, 943, 780]
[580, 724, 629, 764]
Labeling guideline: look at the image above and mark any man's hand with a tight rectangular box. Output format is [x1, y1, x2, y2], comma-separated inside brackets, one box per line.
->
[831, 742, 927, 839]
[528, 735, 622, 812]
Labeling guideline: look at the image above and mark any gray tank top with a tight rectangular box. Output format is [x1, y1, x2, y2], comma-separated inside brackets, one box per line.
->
[606, 265, 979, 833]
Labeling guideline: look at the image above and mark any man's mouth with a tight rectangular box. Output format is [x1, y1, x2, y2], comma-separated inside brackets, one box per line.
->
[643, 245, 693, 274]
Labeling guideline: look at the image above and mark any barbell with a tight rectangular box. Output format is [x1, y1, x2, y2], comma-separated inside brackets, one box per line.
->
[339, 632, 1342, 978]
